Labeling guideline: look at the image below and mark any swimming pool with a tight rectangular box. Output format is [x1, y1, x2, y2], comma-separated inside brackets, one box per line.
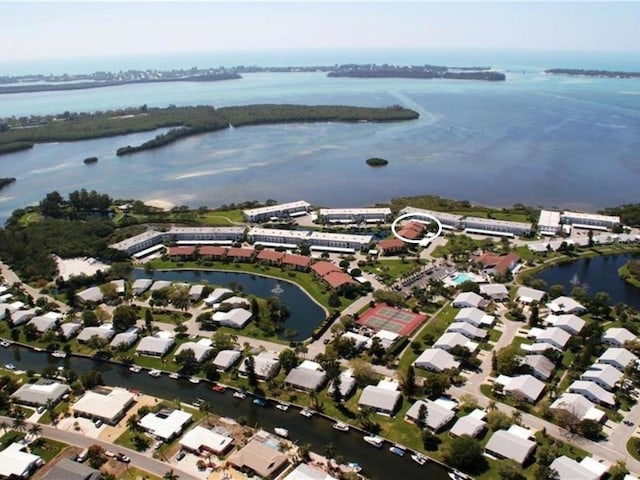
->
[450, 272, 476, 285]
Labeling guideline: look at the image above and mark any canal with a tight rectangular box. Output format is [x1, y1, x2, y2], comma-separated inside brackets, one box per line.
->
[0, 346, 450, 480]
[534, 253, 640, 308]
[131, 269, 327, 341]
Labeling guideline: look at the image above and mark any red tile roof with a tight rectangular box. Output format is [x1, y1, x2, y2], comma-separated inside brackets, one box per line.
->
[323, 271, 356, 289]
[167, 246, 196, 256]
[226, 247, 255, 258]
[473, 252, 520, 274]
[378, 238, 405, 252]
[311, 261, 341, 277]
[199, 246, 227, 257]
[398, 221, 425, 240]
[282, 254, 311, 267]
[257, 250, 285, 262]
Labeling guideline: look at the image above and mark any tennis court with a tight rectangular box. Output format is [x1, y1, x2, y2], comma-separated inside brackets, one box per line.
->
[357, 303, 426, 336]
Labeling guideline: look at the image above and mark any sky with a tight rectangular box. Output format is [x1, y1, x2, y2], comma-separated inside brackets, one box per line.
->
[1, 1, 639, 61]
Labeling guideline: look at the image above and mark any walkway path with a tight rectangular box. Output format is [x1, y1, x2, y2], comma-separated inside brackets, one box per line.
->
[0, 261, 69, 313]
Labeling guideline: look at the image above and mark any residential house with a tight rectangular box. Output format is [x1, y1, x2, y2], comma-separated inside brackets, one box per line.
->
[179, 425, 233, 455]
[534, 327, 571, 350]
[549, 456, 605, 480]
[40, 458, 101, 480]
[597, 348, 638, 372]
[550, 393, 606, 423]
[239, 351, 280, 381]
[358, 381, 402, 415]
[479, 283, 510, 301]
[580, 364, 623, 391]
[602, 328, 637, 347]
[433, 332, 478, 352]
[452, 292, 487, 309]
[228, 438, 289, 478]
[449, 409, 486, 438]
[485, 428, 536, 466]
[174, 339, 214, 363]
[212, 309, 252, 329]
[413, 348, 460, 372]
[11, 379, 69, 407]
[136, 333, 175, 357]
[138, 408, 193, 441]
[77, 324, 115, 344]
[496, 374, 545, 403]
[132, 278, 153, 296]
[524, 355, 556, 381]
[284, 361, 327, 392]
[568, 380, 616, 408]
[454, 307, 495, 327]
[109, 331, 138, 349]
[445, 322, 487, 340]
[547, 296, 587, 315]
[72, 386, 135, 425]
[212, 350, 242, 371]
[77, 286, 104, 304]
[405, 399, 455, 432]
[0, 444, 44, 479]
[517, 286, 546, 304]
[377, 238, 406, 256]
[545, 314, 586, 335]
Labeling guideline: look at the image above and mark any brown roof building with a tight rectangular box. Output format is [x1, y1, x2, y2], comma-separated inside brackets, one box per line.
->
[397, 221, 426, 240]
[473, 252, 520, 275]
[199, 246, 227, 258]
[311, 261, 341, 277]
[229, 439, 289, 478]
[282, 254, 311, 270]
[323, 271, 357, 290]
[226, 248, 255, 260]
[257, 250, 285, 264]
[167, 246, 196, 257]
[378, 238, 406, 255]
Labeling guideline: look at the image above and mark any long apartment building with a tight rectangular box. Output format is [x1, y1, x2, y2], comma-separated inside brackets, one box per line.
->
[537, 209, 620, 235]
[242, 201, 311, 223]
[110, 227, 246, 255]
[399, 206, 463, 230]
[318, 208, 392, 224]
[462, 217, 533, 237]
[247, 227, 372, 253]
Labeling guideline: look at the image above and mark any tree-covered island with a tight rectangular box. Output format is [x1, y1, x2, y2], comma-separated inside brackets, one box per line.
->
[0, 177, 16, 190]
[545, 68, 640, 78]
[0, 104, 419, 157]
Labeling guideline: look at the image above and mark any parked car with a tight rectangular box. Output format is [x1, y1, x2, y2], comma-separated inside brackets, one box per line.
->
[212, 384, 226, 393]
[93, 419, 104, 428]
[117, 453, 131, 463]
[176, 450, 186, 461]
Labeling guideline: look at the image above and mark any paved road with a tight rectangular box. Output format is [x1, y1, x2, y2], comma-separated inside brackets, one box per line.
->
[0, 415, 199, 480]
[0, 261, 69, 313]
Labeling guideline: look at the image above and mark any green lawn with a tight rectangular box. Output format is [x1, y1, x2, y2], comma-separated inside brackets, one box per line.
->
[0, 430, 25, 450]
[360, 259, 423, 285]
[116, 466, 161, 480]
[39, 401, 70, 425]
[30, 438, 68, 462]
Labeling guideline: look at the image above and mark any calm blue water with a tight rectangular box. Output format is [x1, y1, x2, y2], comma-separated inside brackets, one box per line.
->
[130, 268, 326, 341]
[1, 48, 640, 221]
[535, 253, 640, 308]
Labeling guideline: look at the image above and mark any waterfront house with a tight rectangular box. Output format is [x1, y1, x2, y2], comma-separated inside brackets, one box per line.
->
[138, 408, 192, 441]
[189, 285, 204, 302]
[358, 381, 402, 415]
[229, 438, 289, 478]
[485, 428, 536, 466]
[0, 444, 44, 479]
[328, 371, 357, 400]
[413, 348, 460, 372]
[454, 307, 495, 327]
[284, 463, 338, 480]
[284, 361, 327, 392]
[204, 287, 234, 306]
[72, 386, 135, 425]
[77, 324, 115, 344]
[449, 409, 487, 438]
[212, 308, 252, 329]
[28, 315, 59, 333]
[167, 246, 196, 260]
[496, 374, 545, 403]
[109, 331, 139, 349]
[60, 322, 81, 339]
[550, 393, 606, 423]
[547, 296, 587, 315]
[239, 351, 280, 381]
[243, 200, 310, 222]
[399, 206, 463, 230]
[256, 249, 285, 266]
[149, 280, 171, 292]
[132, 278, 153, 296]
[225, 247, 255, 262]
[199, 245, 227, 259]
[597, 347, 638, 372]
[77, 286, 104, 304]
[11, 379, 69, 407]
[174, 339, 214, 363]
[602, 327, 637, 347]
[311, 261, 340, 277]
[318, 207, 391, 224]
[136, 332, 175, 357]
[452, 292, 487, 309]
[212, 350, 242, 371]
[179, 425, 233, 455]
[568, 380, 615, 408]
[405, 399, 455, 432]
[11, 308, 38, 326]
[282, 253, 311, 271]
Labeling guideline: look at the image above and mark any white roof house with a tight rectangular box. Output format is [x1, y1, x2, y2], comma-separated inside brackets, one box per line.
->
[73, 387, 135, 425]
[329, 372, 358, 399]
[179, 425, 234, 455]
[550, 393, 606, 423]
[405, 399, 455, 432]
[11, 379, 69, 406]
[77, 286, 104, 303]
[132, 278, 153, 295]
[77, 325, 115, 343]
[597, 348, 638, 371]
[204, 288, 234, 305]
[11, 308, 38, 326]
[342, 331, 370, 350]
[449, 411, 487, 438]
[211, 309, 252, 329]
[602, 328, 637, 347]
[547, 296, 587, 315]
[136, 335, 175, 357]
[568, 380, 615, 408]
[496, 374, 545, 403]
[240, 351, 280, 380]
[549, 456, 603, 480]
[545, 314, 585, 335]
[358, 383, 401, 415]
[454, 307, 495, 327]
[60, 322, 81, 339]
[174, 339, 213, 362]
[433, 332, 478, 352]
[521, 342, 559, 354]
[524, 355, 556, 380]
[0, 443, 44, 478]
[580, 364, 623, 391]
[220, 296, 251, 308]
[138, 408, 193, 440]
[28, 315, 59, 333]
[479, 284, 509, 301]
[149, 280, 172, 292]
[212, 350, 242, 371]
[538, 210, 562, 236]
[111, 279, 126, 294]
[485, 429, 537, 465]
[446, 322, 487, 339]
[413, 348, 460, 372]
[284, 463, 338, 480]
[366, 330, 400, 350]
[110, 331, 139, 349]
[517, 286, 546, 304]
[452, 292, 486, 309]
[189, 285, 204, 301]
[284, 364, 327, 392]
[534, 327, 571, 350]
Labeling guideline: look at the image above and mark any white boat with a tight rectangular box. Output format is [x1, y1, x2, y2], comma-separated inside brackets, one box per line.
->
[233, 391, 247, 400]
[332, 422, 349, 432]
[389, 444, 406, 456]
[0, 340, 10, 348]
[300, 408, 313, 418]
[274, 427, 289, 438]
[148, 369, 161, 378]
[411, 453, 427, 466]
[51, 350, 67, 358]
[4, 363, 15, 370]
[168, 373, 179, 379]
[189, 376, 201, 384]
[276, 403, 289, 411]
[448, 472, 468, 480]
[128, 365, 142, 373]
[363, 435, 384, 448]
[347, 462, 362, 473]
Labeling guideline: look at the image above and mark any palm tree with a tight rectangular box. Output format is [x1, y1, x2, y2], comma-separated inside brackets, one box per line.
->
[12, 415, 26, 433]
[487, 400, 497, 412]
[0, 420, 9, 435]
[511, 410, 523, 425]
[199, 401, 212, 424]
[163, 469, 179, 480]
[28, 423, 42, 439]
[127, 414, 141, 433]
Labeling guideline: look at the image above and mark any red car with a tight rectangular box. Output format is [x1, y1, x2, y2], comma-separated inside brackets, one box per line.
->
[212, 384, 226, 393]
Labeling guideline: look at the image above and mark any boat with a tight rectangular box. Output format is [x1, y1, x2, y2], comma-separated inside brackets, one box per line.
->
[389, 444, 406, 457]
[0, 340, 10, 348]
[347, 463, 362, 473]
[299, 408, 313, 418]
[276, 403, 289, 412]
[168, 373, 179, 379]
[448, 472, 469, 480]
[233, 391, 247, 400]
[274, 427, 289, 438]
[253, 398, 267, 407]
[34, 347, 43, 352]
[411, 453, 427, 466]
[128, 365, 142, 373]
[148, 369, 161, 378]
[189, 376, 201, 384]
[4, 363, 15, 370]
[50, 350, 66, 358]
[363, 435, 384, 448]
[192, 398, 205, 408]
[332, 422, 349, 432]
